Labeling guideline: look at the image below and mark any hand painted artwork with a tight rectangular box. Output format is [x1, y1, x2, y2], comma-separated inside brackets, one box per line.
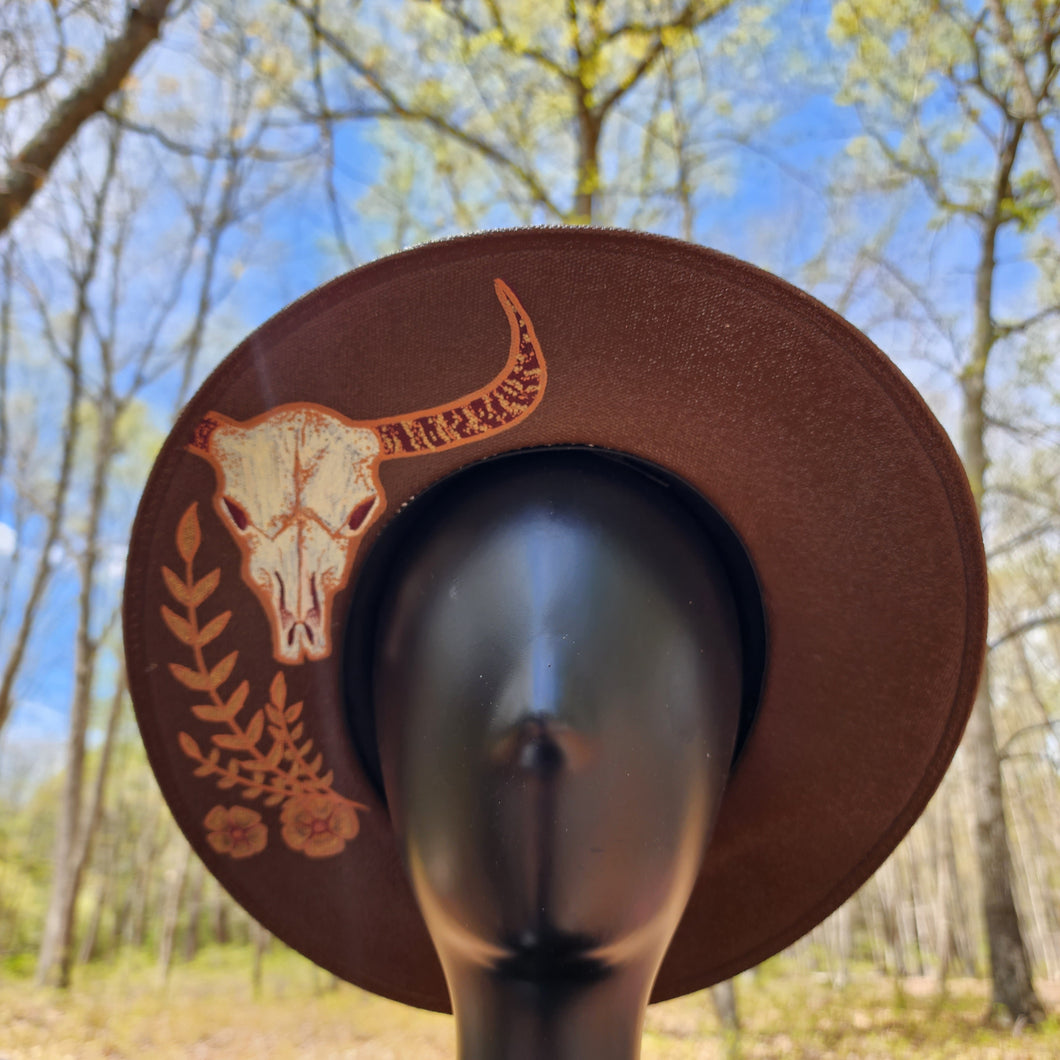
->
[160, 280, 546, 858]
[162, 502, 367, 860]
[188, 279, 546, 665]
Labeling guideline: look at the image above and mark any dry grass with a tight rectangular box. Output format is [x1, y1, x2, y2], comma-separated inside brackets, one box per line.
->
[1, 948, 1057, 1058]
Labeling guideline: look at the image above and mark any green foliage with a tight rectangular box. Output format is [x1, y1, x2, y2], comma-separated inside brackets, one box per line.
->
[0, 730, 194, 970]
[0, 858, 47, 959]
[0, 763, 57, 959]
[828, 0, 1057, 224]
[315, 0, 783, 242]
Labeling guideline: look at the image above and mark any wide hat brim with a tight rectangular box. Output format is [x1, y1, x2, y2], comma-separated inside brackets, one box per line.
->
[124, 227, 987, 1011]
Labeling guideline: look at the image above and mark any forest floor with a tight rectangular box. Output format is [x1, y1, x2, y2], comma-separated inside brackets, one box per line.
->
[1, 947, 1058, 1059]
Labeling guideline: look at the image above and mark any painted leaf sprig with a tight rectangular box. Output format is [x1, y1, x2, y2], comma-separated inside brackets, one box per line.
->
[163, 502, 366, 858]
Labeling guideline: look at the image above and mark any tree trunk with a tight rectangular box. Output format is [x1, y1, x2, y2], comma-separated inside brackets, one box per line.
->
[711, 978, 739, 1029]
[711, 978, 740, 1059]
[1008, 776, 1058, 980]
[251, 920, 270, 999]
[34, 118, 126, 988]
[965, 681, 1044, 1021]
[124, 809, 163, 949]
[859, 889, 888, 974]
[952, 759, 983, 977]
[182, 859, 206, 963]
[876, 863, 906, 977]
[897, 845, 924, 977]
[36, 640, 125, 986]
[1024, 789, 1060, 979]
[211, 883, 231, 946]
[158, 842, 192, 982]
[960, 127, 1044, 1022]
[931, 789, 955, 988]
[77, 872, 111, 966]
[831, 902, 853, 988]
[573, 108, 601, 224]
[985, 0, 1060, 208]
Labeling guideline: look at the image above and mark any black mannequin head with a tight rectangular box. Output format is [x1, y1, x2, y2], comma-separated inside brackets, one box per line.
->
[355, 449, 750, 1058]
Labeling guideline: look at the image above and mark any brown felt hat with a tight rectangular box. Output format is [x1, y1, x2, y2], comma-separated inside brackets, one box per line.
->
[124, 227, 987, 1010]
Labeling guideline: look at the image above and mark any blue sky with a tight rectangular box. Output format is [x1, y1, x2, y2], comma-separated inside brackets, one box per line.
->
[1, 0, 1053, 771]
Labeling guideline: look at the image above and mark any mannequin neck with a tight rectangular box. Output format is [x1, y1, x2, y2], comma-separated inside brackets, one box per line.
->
[450, 957, 657, 1060]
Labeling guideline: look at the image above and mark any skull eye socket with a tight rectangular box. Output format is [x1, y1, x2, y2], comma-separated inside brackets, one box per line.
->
[223, 497, 249, 531]
[348, 498, 377, 533]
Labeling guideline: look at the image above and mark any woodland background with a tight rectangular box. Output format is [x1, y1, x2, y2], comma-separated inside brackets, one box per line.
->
[1, 0, 1059, 1055]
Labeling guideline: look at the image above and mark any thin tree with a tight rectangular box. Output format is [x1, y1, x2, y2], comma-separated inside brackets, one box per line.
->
[30, 55, 303, 982]
[828, 0, 1059, 1021]
[267, 0, 769, 243]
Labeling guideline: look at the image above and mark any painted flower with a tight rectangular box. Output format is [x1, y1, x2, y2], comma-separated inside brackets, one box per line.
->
[204, 805, 267, 859]
[281, 794, 360, 858]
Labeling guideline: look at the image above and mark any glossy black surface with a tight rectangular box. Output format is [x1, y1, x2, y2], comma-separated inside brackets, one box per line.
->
[370, 451, 743, 1060]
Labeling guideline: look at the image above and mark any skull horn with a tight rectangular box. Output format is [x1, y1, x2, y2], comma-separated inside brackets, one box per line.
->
[370, 279, 547, 458]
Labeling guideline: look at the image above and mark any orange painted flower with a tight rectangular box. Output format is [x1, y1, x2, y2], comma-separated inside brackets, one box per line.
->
[204, 805, 267, 859]
[280, 794, 360, 858]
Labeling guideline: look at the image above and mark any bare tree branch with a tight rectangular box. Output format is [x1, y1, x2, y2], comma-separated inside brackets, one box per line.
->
[1000, 719, 1060, 760]
[0, 1, 67, 106]
[282, 0, 566, 219]
[104, 109, 307, 163]
[0, 110, 120, 734]
[596, 1, 728, 116]
[985, 0, 1060, 209]
[309, 0, 356, 269]
[994, 484, 1060, 517]
[989, 612, 1060, 652]
[994, 303, 1060, 339]
[0, 0, 174, 234]
[986, 518, 1059, 559]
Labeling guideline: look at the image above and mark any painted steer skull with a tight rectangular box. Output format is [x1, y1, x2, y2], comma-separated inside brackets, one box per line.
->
[190, 279, 546, 665]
